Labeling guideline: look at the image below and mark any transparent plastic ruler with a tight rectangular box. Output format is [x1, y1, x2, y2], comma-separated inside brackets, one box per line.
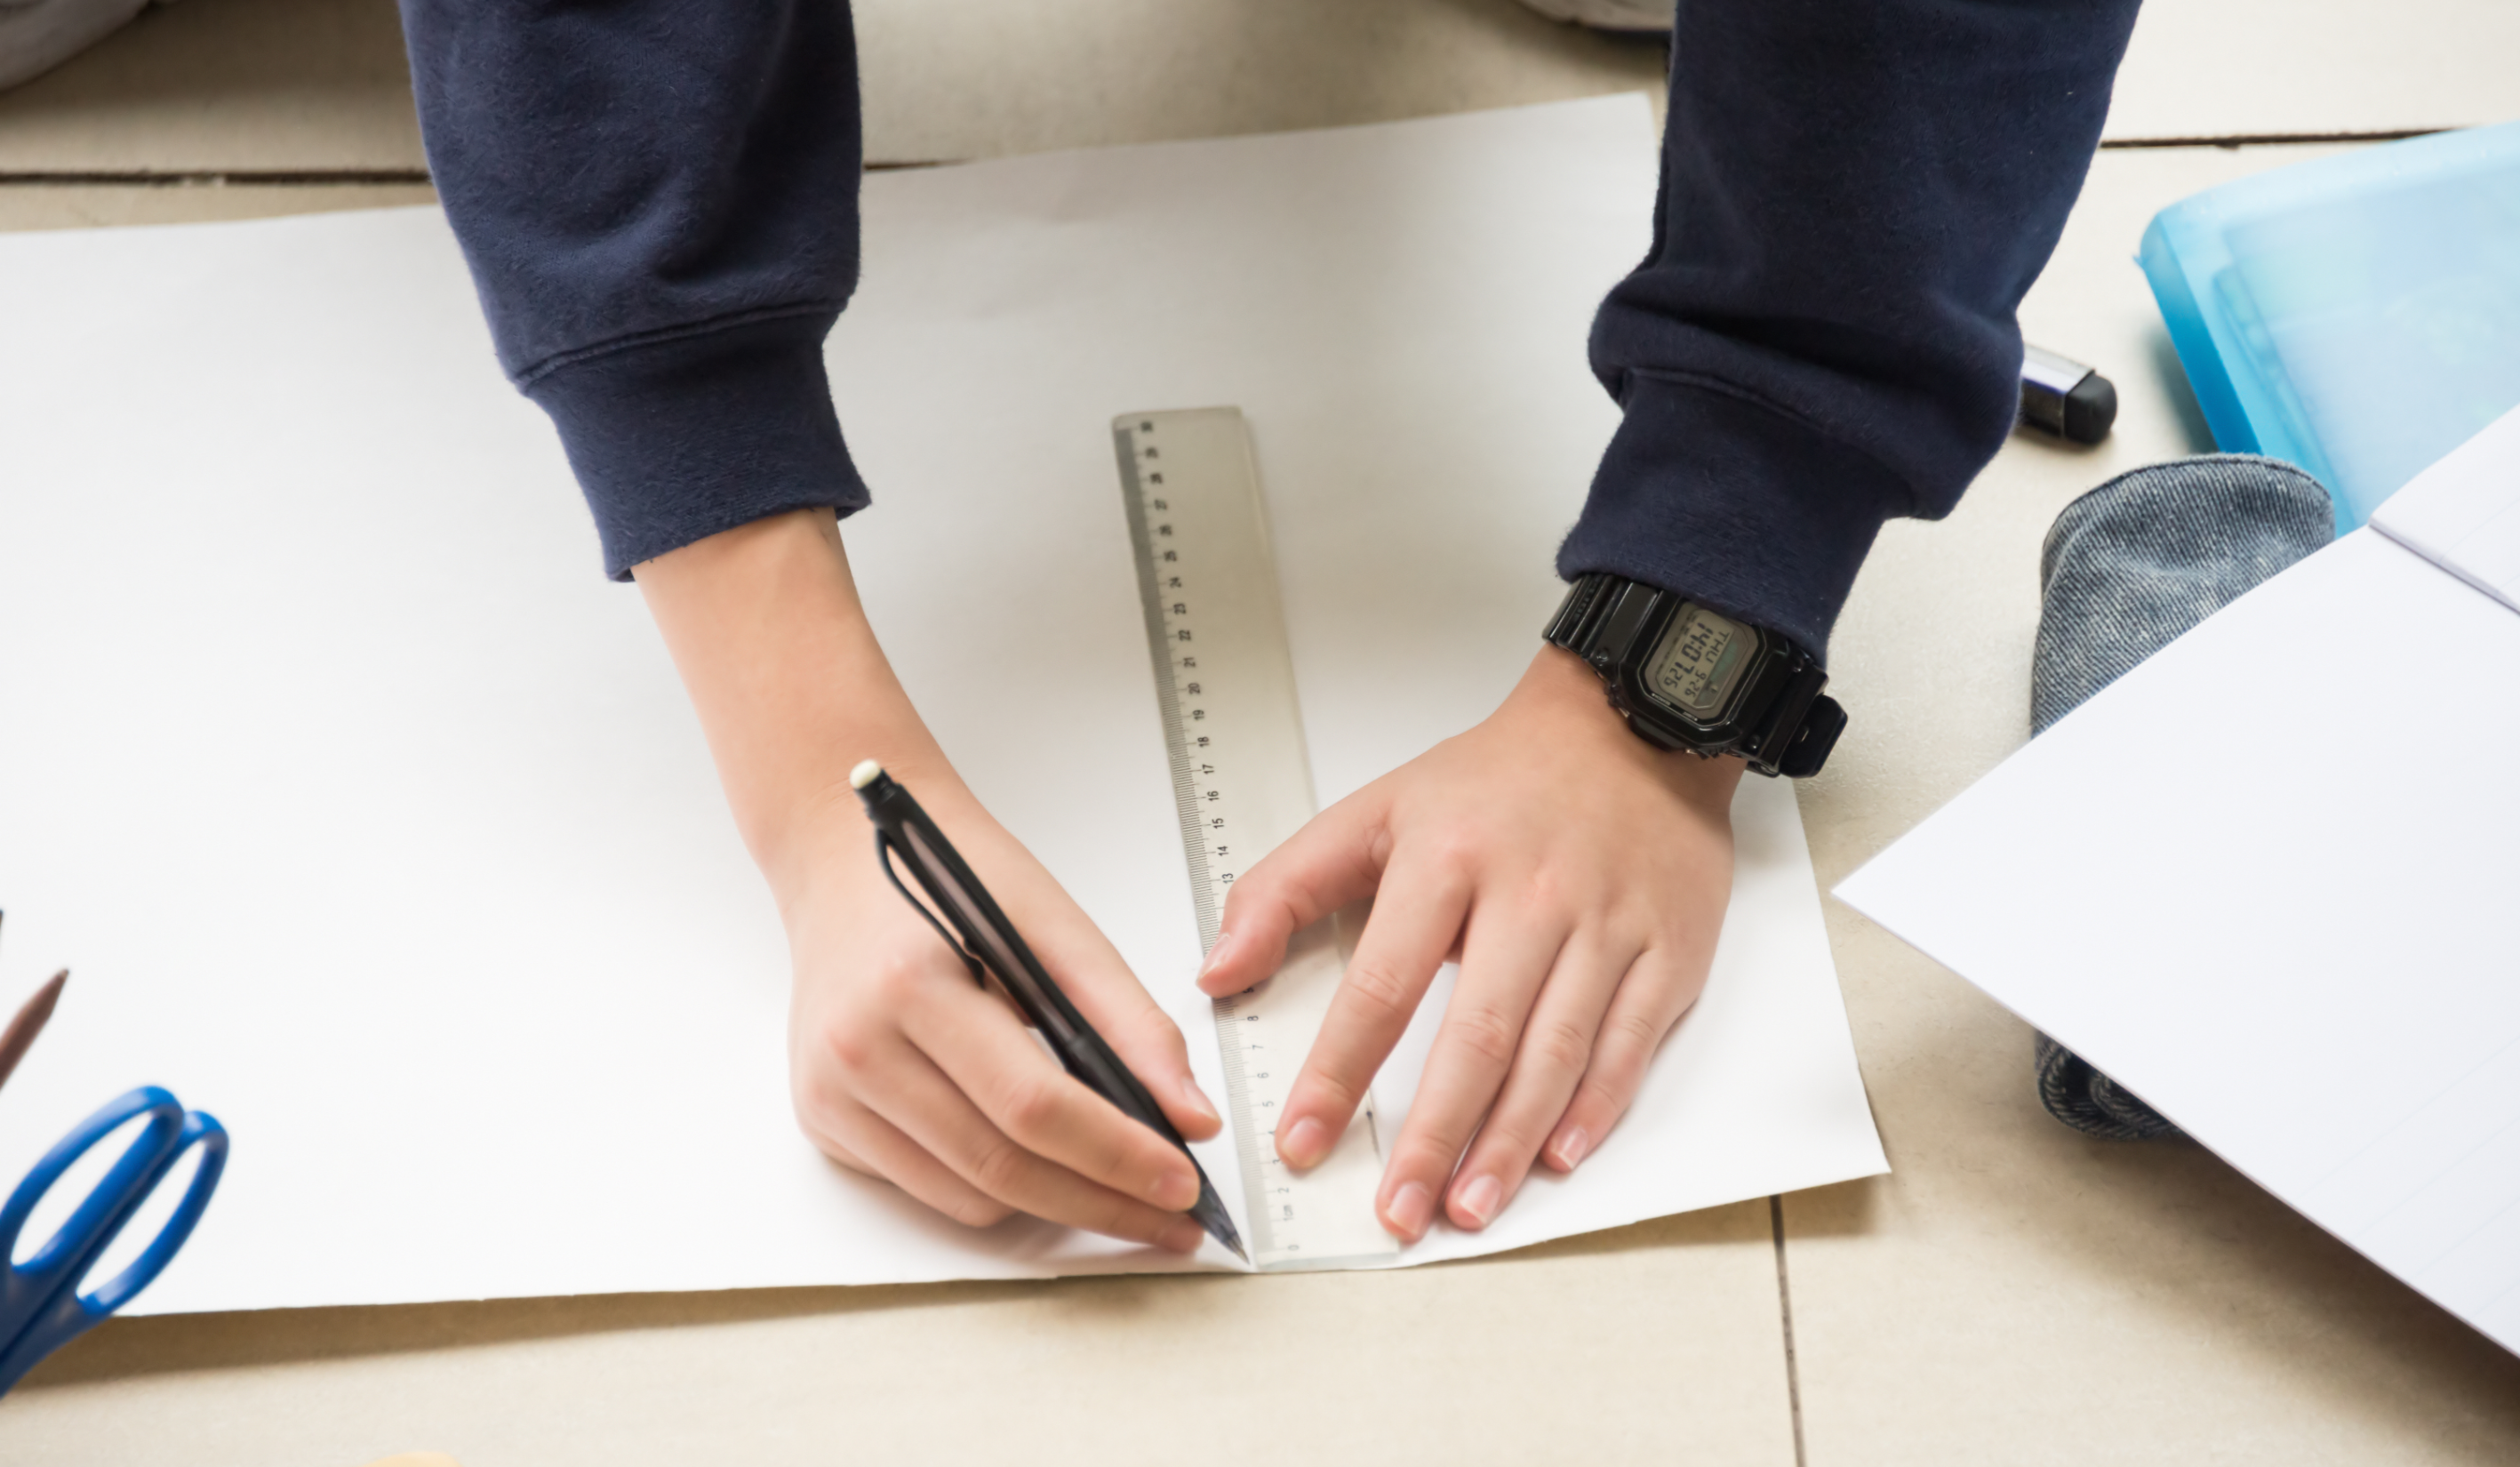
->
[1112, 407, 1400, 1271]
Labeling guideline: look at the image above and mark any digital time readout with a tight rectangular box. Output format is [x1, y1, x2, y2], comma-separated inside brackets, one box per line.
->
[1645, 604, 1756, 721]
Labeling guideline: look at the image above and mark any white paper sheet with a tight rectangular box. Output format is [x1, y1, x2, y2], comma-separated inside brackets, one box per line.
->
[0, 96, 1884, 1314]
[1838, 502, 2520, 1351]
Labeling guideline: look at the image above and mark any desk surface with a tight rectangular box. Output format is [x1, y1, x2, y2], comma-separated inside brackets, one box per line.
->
[2, 3, 2517, 1463]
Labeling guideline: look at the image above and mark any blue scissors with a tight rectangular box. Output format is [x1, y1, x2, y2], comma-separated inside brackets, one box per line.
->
[0, 969, 227, 1398]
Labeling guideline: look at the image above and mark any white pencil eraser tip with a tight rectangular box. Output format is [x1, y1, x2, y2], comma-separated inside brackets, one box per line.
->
[849, 759, 884, 790]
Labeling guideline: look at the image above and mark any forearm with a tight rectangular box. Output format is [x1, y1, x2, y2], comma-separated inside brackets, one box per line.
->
[633, 510, 951, 905]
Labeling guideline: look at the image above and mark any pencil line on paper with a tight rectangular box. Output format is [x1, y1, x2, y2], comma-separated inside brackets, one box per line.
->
[1771, 1194, 1807, 1467]
[2301, 1031, 2520, 1198]
[2099, 128, 2444, 152]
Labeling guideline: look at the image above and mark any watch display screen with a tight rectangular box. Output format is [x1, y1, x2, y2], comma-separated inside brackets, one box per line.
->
[1644, 604, 1757, 722]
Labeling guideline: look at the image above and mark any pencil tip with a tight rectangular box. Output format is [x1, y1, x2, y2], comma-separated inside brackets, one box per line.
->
[0, 966, 67, 1094]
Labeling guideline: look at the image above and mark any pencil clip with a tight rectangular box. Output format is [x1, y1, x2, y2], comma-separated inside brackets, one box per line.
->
[873, 831, 987, 988]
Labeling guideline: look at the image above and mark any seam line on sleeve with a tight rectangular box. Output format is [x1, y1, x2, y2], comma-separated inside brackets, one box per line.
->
[1621, 365, 1928, 517]
[512, 299, 850, 390]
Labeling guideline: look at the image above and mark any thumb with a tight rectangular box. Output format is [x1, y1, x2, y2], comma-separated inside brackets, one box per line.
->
[1197, 784, 1390, 998]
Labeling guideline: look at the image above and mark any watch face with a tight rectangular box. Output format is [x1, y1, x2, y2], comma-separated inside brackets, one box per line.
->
[1644, 603, 1759, 723]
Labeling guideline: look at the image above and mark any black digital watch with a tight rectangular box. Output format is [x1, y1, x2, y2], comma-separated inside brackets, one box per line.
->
[1544, 573, 1846, 779]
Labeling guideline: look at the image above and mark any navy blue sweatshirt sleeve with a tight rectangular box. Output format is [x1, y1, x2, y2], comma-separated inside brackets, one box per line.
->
[402, 0, 2132, 629]
[1565, 0, 2141, 660]
[397, 0, 869, 581]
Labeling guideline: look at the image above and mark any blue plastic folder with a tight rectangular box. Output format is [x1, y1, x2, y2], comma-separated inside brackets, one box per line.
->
[2141, 122, 2520, 532]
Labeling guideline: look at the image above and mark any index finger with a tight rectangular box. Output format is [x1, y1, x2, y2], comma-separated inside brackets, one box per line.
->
[902, 972, 1205, 1214]
[944, 826, 1222, 1143]
[1271, 854, 1471, 1170]
[1023, 918, 1222, 1143]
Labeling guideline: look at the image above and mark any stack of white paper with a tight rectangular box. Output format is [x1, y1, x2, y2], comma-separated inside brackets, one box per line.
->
[1840, 404, 2520, 1357]
[0, 97, 1884, 1314]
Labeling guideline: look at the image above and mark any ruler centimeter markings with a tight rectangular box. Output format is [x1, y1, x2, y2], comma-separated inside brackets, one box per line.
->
[1113, 407, 1400, 1271]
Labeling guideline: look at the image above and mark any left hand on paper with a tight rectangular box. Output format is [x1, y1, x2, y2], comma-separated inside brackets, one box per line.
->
[1197, 643, 1742, 1241]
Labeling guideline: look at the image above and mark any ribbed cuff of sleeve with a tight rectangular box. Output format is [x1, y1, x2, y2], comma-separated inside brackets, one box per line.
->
[522, 310, 871, 581]
[1556, 373, 1912, 663]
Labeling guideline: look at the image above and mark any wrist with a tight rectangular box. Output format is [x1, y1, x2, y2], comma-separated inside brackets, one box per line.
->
[1517, 645, 1746, 808]
[633, 509, 963, 902]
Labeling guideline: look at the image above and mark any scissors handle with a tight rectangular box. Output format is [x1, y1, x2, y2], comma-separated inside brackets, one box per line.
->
[0, 1086, 228, 1395]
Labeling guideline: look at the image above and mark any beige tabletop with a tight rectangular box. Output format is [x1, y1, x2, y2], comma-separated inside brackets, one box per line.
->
[3, 2, 2518, 1463]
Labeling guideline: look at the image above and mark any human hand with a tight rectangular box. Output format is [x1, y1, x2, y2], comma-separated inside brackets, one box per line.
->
[1196, 644, 1740, 1242]
[634, 510, 1220, 1250]
[779, 768, 1226, 1249]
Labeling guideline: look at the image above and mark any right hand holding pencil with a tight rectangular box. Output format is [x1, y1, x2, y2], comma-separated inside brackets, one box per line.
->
[632, 509, 1220, 1249]
[779, 776, 1221, 1250]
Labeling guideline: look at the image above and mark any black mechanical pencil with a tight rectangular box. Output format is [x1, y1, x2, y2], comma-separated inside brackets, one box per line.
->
[849, 760, 1245, 1262]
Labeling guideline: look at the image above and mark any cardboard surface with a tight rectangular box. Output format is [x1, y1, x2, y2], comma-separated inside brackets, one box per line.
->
[4, 1206, 1803, 1467]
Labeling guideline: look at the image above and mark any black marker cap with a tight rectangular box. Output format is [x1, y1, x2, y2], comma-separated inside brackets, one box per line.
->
[2019, 346, 2117, 445]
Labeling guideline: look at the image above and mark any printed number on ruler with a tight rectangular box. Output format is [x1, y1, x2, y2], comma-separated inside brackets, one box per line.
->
[1112, 407, 1399, 1270]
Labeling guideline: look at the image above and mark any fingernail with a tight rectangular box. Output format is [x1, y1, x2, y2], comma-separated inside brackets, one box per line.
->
[1279, 1116, 1327, 1167]
[1197, 930, 1239, 980]
[1455, 1174, 1501, 1229]
[1180, 1076, 1219, 1125]
[1155, 1166, 1200, 1212]
[1553, 1126, 1591, 1170]
[1384, 1182, 1434, 1241]
[1159, 1218, 1206, 1255]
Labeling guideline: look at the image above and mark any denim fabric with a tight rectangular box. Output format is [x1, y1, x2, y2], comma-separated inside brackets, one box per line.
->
[2028, 454, 2333, 1140]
